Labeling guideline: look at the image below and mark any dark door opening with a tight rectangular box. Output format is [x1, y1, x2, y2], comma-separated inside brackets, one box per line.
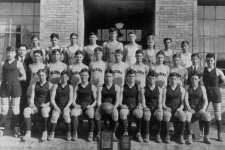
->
[84, 0, 155, 46]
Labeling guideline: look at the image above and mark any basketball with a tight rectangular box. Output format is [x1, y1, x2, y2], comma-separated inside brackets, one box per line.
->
[101, 102, 114, 115]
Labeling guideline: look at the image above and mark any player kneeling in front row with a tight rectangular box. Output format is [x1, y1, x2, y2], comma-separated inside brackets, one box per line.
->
[120, 69, 143, 142]
[22, 69, 52, 141]
[142, 70, 163, 143]
[48, 71, 73, 141]
[71, 68, 97, 141]
[95, 70, 120, 141]
[185, 73, 211, 144]
[163, 72, 186, 144]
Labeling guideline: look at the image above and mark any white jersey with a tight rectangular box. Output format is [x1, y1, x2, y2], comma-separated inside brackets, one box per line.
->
[68, 63, 88, 86]
[47, 61, 67, 84]
[65, 45, 81, 65]
[124, 44, 142, 66]
[180, 52, 192, 68]
[154, 64, 170, 88]
[89, 61, 106, 87]
[111, 62, 129, 87]
[83, 44, 99, 65]
[29, 63, 46, 84]
[170, 66, 188, 85]
[131, 63, 149, 87]
[143, 49, 157, 66]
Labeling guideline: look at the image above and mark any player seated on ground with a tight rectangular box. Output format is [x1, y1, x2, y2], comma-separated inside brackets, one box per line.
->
[48, 71, 73, 141]
[120, 69, 144, 142]
[22, 69, 52, 141]
[142, 70, 163, 143]
[95, 70, 120, 141]
[71, 68, 97, 142]
[163, 72, 186, 144]
[185, 73, 211, 144]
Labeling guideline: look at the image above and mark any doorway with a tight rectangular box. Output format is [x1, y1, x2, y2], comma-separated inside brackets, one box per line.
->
[84, 0, 155, 46]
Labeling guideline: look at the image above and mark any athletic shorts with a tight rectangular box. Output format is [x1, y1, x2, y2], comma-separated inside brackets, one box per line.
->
[0, 81, 21, 98]
[206, 87, 221, 103]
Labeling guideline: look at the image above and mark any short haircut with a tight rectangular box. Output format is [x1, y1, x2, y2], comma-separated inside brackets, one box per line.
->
[33, 50, 43, 56]
[191, 72, 202, 78]
[115, 49, 123, 54]
[173, 53, 181, 59]
[147, 70, 157, 77]
[6, 46, 15, 52]
[109, 27, 118, 33]
[70, 33, 78, 39]
[169, 72, 180, 78]
[163, 37, 172, 43]
[105, 69, 113, 75]
[50, 33, 59, 39]
[128, 32, 135, 35]
[94, 47, 103, 53]
[80, 68, 90, 75]
[126, 69, 136, 76]
[61, 70, 69, 76]
[156, 50, 165, 57]
[31, 35, 39, 40]
[181, 40, 189, 46]
[52, 49, 61, 54]
[135, 49, 143, 55]
[206, 53, 215, 59]
[191, 53, 200, 58]
[19, 44, 27, 49]
[89, 32, 96, 37]
[37, 68, 48, 75]
[75, 50, 84, 56]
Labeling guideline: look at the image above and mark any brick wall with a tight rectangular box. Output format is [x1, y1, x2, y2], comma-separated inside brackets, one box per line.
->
[155, 0, 198, 53]
[40, 0, 84, 48]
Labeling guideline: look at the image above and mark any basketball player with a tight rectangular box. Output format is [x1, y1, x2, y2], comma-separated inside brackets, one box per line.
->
[0, 46, 26, 137]
[180, 41, 192, 68]
[203, 53, 225, 141]
[163, 72, 186, 144]
[22, 69, 52, 141]
[162, 37, 173, 66]
[142, 70, 163, 143]
[143, 35, 157, 67]
[123, 32, 142, 66]
[120, 69, 144, 142]
[71, 68, 97, 142]
[47, 49, 67, 84]
[48, 71, 73, 141]
[185, 73, 211, 144]
[95, 70, 120, 141]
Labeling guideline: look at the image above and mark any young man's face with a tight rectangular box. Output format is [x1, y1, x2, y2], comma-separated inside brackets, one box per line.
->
[191, 56, 199, 65]
[128, 34, 136, 42]
[182, 43, 189, 52]
[147, 37, 155, 48]
[6, 51, 16, 60]
[52, 51, 61, 61]
[115, 53, 122, 62]
[173, 57, 180, 66]
[80, 71, 89, 82]
[136, 53, 143, 63]
[94, 50, 103, 60]
[157, 54, 164, 64]
[191, 75, 200, 86]
[75, 54, 83, 63]
[164, 39, 171, 49]
[61, 74, 69, 84]
[147, 75, 156, 85]
[38, 72, 47, 82]
[109, 31, 117, 40]
[18, 46, 27, 57]
[89, 35, 97, 44]
[32, 37, 39, 47]
[51, 37, 59, 46]
[206, 57, 215, 67]
[105, 73, 113, 84]
[70, 35, 78, 45]
[169, 76, 178, 86]
[33, 53, 42, 63]
[127, 73, 136, 84]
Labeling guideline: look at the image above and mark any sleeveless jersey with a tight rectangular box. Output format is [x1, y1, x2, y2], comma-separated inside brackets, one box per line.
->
[122, 83, 139, 109]
[34, 82, 50, 107]
[144, 86, 159, 111]
[55, 84, 70, 109]
[166, 85, 182, 112]
[2, 60, 19, 83]
[76, 83, 94, 108]
[131, 63, 148, 87]
[101, 84, 117, 104]
[90, 61, 106, 86]
[111, 62, 128, 87]
[188, 86, 203, 111]
[124, 44, 141, 65]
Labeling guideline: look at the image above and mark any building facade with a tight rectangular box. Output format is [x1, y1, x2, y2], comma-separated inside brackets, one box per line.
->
[0, 0, 225, 60]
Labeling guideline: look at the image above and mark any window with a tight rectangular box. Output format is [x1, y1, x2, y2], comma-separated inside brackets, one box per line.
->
[198, 6, 225, 62]
[0, 2, 40, 61]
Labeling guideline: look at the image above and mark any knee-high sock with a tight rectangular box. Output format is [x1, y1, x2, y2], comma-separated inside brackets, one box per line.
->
[186, 122, 192, 135]
[199, 120, 204, 132]
[216, 120, 222, 134]
[179, 121, 186, 136]
[88, 118, 94, 132]
[144, 120, 149, 136]
[112, 121, 118, 133]
[0, 115, 7, 128]
[204, 121, 210, 136]
[24, 118, 31, 131]
[71, 116, 79, 135]
[66, 123, 71, 133]
[50, 123, 57, 132]
[13, 114, 20, 127]
[96, 120, 101, 133]
[122, 120, 128, 133]
[43, 118, 48, 131]
[155, 120, 162, 135]
[165, 121, 169, 136]
[136, 118, 142, 134]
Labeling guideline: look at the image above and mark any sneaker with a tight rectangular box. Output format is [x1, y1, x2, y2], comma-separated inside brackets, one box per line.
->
[137, 133, 143, 143]
[203, 136, 211, 144]
[72, 132, 78, 141]
[143, 134, 150, 143]
[66, 132, 72, 141]
[87, 132, 93, 142]
[48, 132, 55, 141]
[112, 133, 118, 141]
[178, 135, 185, 144]
[164, 135, 170, 144]
[186, 134, 192, 145]
[41, 131, 48, 141]
[22, 131, 31, 141]
[156, 134, 162, 143]
[14, 127, 20, 138]
[218, 133, 223, 142]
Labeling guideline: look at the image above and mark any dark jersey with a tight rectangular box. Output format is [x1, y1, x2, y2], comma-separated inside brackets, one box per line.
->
[76, 83, 94, 108]
[2, 60, 19, 83]
[166, 85, 182, 112]
[188, 86, 203, 111]
[34, 82, 50, 107]
[55, 84, 70, 109]
[101, 84, 117, 104]
[122, 83, 139, 109]
[145, 86, 159, 111]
